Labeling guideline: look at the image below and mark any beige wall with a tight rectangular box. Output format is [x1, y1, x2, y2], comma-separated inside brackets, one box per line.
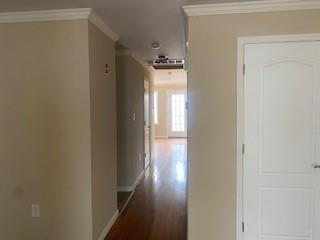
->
[187, 9, 320, 240]
[0, 20, 118, 240]
[155, 83, 187, 137]
[0, 20, 92, 240]
[116, 54, 145, 187]
[88, 22, 117, 240]
[116, 54, 154, 187]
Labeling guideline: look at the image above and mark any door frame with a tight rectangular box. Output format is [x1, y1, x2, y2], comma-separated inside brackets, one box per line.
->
[166, 89, 187, 138]
[236, 33, 320, 240]
[144, 78, 152, 170]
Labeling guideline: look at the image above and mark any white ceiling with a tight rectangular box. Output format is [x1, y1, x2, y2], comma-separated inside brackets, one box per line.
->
[0, 0, 254, 62]
[155, 70, 187, 85]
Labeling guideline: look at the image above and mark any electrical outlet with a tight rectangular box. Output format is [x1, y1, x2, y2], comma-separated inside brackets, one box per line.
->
[31, 204, 40, 218]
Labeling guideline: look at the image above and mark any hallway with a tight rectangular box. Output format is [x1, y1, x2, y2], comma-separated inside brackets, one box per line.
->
[106, 139, 187, 240]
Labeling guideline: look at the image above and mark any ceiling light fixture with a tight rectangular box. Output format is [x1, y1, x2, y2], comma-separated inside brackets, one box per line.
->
[151, 42, 160, 50]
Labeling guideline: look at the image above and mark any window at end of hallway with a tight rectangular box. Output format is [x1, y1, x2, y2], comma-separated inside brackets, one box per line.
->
[154, 92, 158, 124]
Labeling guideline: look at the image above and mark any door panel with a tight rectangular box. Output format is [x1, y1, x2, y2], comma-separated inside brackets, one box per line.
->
[260, 188, 314, 238]
[261, 60, 315, 176]
[243, 41, 320, 240]
[167, 91, 187, 138]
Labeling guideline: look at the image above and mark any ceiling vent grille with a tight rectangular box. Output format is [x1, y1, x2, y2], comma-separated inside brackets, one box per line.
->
[148, 57, 185, 70]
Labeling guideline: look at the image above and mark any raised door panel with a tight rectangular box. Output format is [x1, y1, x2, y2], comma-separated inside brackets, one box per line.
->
[259, 60, 316, 176]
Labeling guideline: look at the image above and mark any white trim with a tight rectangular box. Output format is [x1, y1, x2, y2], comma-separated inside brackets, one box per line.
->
[144, 79, 152, 170]
[236, 33, 320, 240]
[183, 0, 320, 16]
[117, 186, 133, 192]
[0, 9, 119, 42]
[155, 135, 168, 139]
[132, 170, 145, 190]
[154, 91, 159, 125]
[88, 11, 119, 41]
[236, 36, 245, 240]
[117, 170, 145, 192]
[97, 210, 119, 240]
[116, 170, 145, 215]
[119, 191, 135, 215]
[0, 8, 91, 23]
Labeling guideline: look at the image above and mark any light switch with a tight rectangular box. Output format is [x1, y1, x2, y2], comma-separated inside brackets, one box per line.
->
[32, 204, 40, 218]
[133, 112, 136, 121]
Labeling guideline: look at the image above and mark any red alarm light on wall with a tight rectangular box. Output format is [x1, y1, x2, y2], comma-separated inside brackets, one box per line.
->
[105, 64, 110, 76]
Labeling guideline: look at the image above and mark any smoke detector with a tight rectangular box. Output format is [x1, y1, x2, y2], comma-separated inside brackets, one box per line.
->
[151, 42, 160, 50]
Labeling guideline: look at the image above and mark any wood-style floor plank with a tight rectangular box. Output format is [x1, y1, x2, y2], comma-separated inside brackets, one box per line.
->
[106, 139, 187, 240]
[117, 191, 132, 210]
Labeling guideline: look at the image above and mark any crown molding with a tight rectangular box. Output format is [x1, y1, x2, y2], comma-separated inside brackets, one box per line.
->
[88, 11, 119, 41]
[0, 8, 119, 41]
[183, 0, 320, 16]
[0, 8, 91, 23]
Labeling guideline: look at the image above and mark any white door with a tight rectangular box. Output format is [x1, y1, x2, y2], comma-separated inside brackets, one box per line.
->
[244, 41, 320, 240]
[167, 90, 187, 138]
[144, 80, 151, 169]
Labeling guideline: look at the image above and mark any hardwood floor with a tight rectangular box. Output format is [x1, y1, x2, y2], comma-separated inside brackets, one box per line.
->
[117, 191, 133, 211]
[106, 138, 187, 240]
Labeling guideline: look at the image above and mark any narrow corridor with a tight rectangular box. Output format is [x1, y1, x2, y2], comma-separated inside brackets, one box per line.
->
[106, 139, 187, 240]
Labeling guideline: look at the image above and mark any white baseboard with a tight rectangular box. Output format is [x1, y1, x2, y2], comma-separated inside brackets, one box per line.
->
[119, 191, 135, 215]
[117, 186, 133, 192]
[97, 210, 119, 240]
[117, 170, 145, 193]
[133, 170, 145, 189]
[155, 135, 168, 139]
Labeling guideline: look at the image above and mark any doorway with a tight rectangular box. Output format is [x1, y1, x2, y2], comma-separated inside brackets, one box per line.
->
[167, 90, 187, 138]
[109, 68, 188, 239]
[154, 69, 187, 139]
[237, 35, 320, 240]
[144, 79, 151, 170]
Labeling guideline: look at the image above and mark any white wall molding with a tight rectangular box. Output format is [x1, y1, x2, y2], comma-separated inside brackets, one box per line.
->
[88, 11, 119, 41]
[118, 191, 135, 215]
[117, 186, 134, 192]
[155, 135, 168, 139]
[132, 170, 145, 190]
[183, 0, 320, 16]
[97, 210, 119, 240]
[0, 8, 91, 23]
[0, 8, 119, 41]
[117, 170, 145, 192]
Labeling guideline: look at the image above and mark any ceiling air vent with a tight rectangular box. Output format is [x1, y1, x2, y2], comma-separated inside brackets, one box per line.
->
[148, 55, 184, 70]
